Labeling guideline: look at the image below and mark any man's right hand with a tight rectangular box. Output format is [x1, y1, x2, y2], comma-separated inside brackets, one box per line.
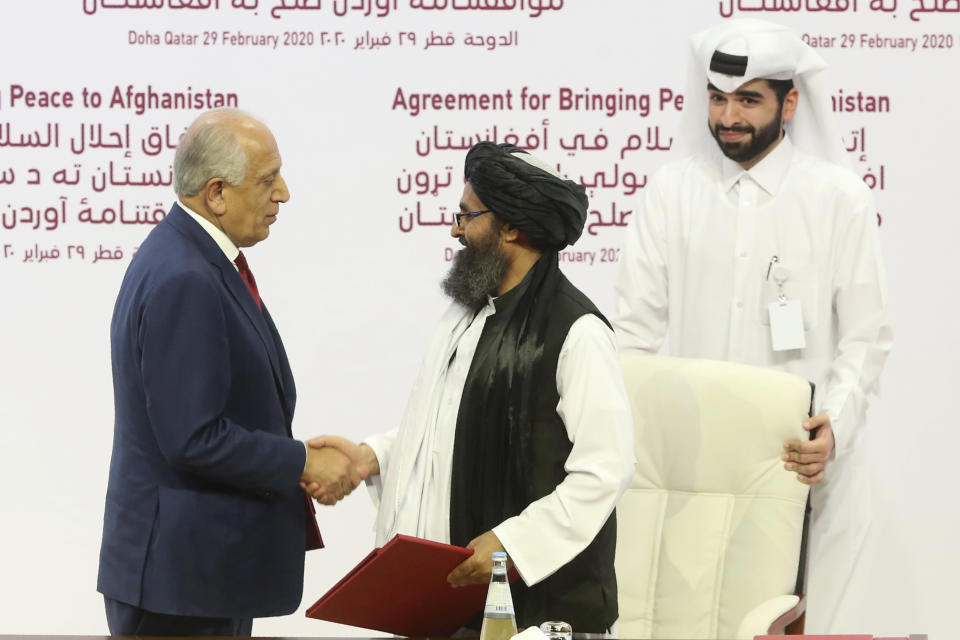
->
[782, 413, 835, 485]
[300, 446, 363, 505]
[302, 435, 379, 504]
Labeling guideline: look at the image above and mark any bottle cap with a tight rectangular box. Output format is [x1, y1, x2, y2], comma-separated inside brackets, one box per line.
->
[492, 551, 507, 558]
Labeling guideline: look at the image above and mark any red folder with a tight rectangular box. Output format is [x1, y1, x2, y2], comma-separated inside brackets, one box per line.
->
[305, 534, 490, 636]
[303, 493, 324, 551]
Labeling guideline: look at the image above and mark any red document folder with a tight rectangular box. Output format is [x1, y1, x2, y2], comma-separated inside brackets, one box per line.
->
[305, 534, 489, 636]
[303, 493, 324, 551]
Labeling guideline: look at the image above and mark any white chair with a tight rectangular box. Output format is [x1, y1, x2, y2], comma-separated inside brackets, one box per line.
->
[615, 354, 811, 639]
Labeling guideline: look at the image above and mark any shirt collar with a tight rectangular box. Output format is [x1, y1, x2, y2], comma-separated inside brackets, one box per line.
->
[720, 133, 795, 197]
[178, 200, 240, 265]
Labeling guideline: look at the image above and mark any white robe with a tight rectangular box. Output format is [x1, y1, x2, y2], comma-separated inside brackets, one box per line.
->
[613, 135, 893, 631]
[365, 298, 635, 587]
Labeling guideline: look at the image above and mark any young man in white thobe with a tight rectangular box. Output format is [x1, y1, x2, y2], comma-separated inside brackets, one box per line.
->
[614, 19, 892, 633]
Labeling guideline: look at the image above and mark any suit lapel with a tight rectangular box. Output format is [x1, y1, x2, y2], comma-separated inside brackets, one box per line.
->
[221, 265, 287, 396]
[262, 305, 296, 422]
[166, 205, 288, 400]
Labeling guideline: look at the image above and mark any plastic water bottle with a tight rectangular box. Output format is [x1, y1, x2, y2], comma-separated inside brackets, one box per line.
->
[479, 552, 518, 640]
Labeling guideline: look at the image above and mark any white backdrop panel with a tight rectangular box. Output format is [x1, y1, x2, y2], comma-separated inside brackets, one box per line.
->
[0, 1, 957, 638]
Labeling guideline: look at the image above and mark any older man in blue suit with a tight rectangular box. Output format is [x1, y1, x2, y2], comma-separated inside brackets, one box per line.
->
[97, 109, 360, 636]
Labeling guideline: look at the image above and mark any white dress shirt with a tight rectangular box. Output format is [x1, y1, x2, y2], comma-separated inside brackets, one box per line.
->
[365, 299, 635, 586]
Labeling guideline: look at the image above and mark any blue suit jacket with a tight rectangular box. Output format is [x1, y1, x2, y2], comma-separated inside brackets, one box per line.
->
[98, 204, 308, 618]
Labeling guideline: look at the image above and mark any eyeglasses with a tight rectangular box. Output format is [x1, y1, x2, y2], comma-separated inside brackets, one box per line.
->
[454, 209, 491, 227]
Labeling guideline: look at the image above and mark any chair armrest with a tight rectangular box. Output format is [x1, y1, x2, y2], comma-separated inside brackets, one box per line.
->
[778, 593, 806, 635]
[734, 594, 801, 639]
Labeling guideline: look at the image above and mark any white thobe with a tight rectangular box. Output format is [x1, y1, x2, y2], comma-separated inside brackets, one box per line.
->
[365, 298, 635, 587]
[613, 135, 892, 630]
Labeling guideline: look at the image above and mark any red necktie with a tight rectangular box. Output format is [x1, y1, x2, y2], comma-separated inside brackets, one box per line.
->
[234, 251, 262, 310]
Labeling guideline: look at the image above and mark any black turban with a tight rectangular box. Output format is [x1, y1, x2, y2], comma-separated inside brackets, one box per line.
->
[464, 142, 588, 250]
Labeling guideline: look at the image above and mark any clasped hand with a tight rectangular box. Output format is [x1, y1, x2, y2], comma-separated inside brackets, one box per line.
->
[301, 435, 379, 505]
[299, 437, 369, 505]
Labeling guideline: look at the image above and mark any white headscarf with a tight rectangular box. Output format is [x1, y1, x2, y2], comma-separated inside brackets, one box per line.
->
[678, 19, 850, 169]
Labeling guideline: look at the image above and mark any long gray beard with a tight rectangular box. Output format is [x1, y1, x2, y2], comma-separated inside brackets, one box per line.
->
[441, 239, 509, 309]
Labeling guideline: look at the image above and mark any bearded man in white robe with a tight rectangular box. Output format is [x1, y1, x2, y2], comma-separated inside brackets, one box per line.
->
[310, 142, 635, 634]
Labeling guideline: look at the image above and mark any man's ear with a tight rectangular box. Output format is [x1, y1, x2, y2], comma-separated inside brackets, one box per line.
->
[205, 178, 227, 216]
[781, 87, 800, 124]
[499, 223, 520, 243]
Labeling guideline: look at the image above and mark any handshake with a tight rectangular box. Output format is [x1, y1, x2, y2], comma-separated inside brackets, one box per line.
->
[299, 435, 380, 505]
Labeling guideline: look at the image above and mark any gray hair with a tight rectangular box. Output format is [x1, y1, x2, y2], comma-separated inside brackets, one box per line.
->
[173, 108, 250, 196]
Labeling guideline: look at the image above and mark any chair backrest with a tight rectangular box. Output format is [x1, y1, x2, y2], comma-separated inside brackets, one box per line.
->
[615, 354, 811, 639]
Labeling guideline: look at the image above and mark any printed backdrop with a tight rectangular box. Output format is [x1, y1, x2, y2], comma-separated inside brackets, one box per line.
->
[1, 1, 957, 637]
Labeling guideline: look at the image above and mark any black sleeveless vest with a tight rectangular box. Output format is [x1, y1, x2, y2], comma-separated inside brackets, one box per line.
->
[463, 274, 619, 633]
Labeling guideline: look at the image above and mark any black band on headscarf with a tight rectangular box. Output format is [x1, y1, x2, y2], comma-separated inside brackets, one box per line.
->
[710, 50, 748, 76]
[449, 252, 560, 547]
[464, 142, 588, 251]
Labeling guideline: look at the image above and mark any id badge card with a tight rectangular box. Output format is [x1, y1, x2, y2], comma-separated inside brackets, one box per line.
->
[768, 299, 806, 351]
